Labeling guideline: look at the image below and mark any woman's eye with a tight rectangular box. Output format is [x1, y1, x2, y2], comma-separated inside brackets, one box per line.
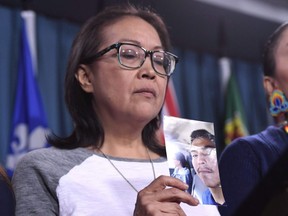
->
[153, 54, 166, 66]
[153, 58, 164, 66]
[121, 50, 138, 59]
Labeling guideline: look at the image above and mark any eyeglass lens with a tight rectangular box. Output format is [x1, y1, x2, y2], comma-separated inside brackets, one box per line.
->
[118, 44, 175, 75]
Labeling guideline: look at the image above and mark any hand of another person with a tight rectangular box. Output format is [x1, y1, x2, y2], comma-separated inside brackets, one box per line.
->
[133, 175, 199, 216]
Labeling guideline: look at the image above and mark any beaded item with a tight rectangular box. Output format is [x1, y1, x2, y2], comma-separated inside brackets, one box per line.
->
[269, 89, 288, 117]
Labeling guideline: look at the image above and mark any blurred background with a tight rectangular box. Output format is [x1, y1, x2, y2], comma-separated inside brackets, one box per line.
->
[1, 0, 287, 168]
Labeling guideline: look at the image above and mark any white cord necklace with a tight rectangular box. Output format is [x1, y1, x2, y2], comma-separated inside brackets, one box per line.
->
[99, 147, 156, 193]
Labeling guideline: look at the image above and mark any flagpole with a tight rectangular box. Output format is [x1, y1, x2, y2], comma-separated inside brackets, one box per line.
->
[21, 10, 37, 75]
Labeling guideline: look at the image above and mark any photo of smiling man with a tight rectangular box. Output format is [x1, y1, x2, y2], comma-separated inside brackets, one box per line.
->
[190, 129, 225, 206]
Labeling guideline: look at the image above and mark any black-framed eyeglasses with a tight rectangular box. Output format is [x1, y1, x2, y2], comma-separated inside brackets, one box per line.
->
[82, 42, 179, 76]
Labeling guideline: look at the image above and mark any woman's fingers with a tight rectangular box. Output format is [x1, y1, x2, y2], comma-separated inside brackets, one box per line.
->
[157, 202, 187, 216]
[141, 175, 199, 205]
[144, 175, 190, 192]
[153, 187, 199, 206]
[134, 201, 187, 216]
[134, 175, 199, 215]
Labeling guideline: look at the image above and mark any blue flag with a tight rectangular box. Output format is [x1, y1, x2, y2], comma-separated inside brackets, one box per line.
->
[6, 17, 49, 177]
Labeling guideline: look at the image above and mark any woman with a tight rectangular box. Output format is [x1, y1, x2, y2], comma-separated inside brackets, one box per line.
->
[13, 4, 220, 216]
[171, 152, 193, 194]
[218, 22, 288, 216]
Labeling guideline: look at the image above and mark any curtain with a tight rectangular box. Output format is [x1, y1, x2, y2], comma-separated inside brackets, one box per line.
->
[172, 50, 224, 152]
[233, 59, 269, 134]
[173, 50, 223, 123]
[0, 6, 79, 164]
[0, 7, 21, 163]
[172, 52, 269, 152]
[0, 5, 270, 163]
[37, 16, 79, 137]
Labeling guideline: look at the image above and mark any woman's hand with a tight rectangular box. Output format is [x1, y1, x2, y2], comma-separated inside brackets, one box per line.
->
[134, 175, 199, 215]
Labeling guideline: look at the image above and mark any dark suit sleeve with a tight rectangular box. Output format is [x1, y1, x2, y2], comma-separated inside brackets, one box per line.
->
[235, 147, 288, 216]
[218, 139, 261, 216]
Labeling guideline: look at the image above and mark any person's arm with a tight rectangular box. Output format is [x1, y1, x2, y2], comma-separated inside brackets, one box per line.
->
[12, 150, 59, 216]
[134, 175, 199, 215]
[218, 139, 261, 216]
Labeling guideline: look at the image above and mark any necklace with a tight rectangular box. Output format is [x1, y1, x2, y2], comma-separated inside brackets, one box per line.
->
[99, 147, 156, 193]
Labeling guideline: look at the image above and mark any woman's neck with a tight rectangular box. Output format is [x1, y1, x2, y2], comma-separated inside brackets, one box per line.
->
[274, 112, 288, 127]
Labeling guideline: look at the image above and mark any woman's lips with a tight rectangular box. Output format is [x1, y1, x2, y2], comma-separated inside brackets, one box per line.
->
[134, 88, 156, 97]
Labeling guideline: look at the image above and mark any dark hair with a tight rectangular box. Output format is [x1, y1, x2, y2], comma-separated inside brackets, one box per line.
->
[174, 152, 189, 168]
[0, 165, 15, 199]
[262, 22, 288, 77]
[48, 4, 171, 157]
[190, 129, 215, 145]
[0, 166, 12, 187]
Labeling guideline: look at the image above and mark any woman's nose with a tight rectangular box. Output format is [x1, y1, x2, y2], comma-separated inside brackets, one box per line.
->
[139, 56, 156, 79]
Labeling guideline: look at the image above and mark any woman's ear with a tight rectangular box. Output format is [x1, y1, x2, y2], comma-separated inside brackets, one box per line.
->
[263, 76, 277, 96]
[75, 64, 94, 93]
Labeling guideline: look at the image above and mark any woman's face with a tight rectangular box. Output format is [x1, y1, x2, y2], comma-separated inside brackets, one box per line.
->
[83, 16, 168, 127]
[274, 28, 288, 97]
